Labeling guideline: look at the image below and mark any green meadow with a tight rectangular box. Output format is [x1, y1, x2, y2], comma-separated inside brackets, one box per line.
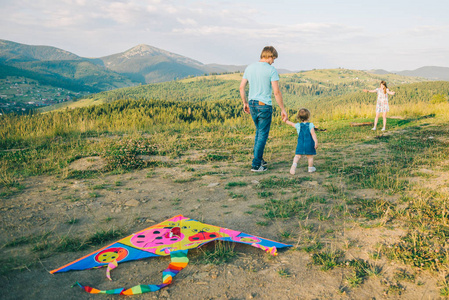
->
[1, 70, 449, 297]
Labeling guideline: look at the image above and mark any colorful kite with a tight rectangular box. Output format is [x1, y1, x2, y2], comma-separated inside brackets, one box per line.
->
[51, 215, 291, 295]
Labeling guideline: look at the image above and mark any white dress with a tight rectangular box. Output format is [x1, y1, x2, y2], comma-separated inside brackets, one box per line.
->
[376, 88, 389, 113]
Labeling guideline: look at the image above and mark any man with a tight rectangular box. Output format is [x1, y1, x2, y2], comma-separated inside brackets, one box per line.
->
[239, 46, 288, 172]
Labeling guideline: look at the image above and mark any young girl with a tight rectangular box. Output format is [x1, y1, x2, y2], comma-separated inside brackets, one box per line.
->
[363, 80, 395, 131]
[284, 108, 318, 174]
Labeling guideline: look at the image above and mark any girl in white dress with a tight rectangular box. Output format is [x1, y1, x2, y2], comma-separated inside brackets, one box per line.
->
[363, 80, 395, 131]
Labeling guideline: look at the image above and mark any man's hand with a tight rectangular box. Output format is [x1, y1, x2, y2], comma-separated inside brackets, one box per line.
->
[281, 109, 288, 122]
[243, 103, 250, 114]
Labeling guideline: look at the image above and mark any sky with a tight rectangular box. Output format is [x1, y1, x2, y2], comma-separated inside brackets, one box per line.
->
[1, 0, 449, 71]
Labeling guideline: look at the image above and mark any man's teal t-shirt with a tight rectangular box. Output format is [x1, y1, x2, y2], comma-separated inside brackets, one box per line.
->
[243, 62, 280, 105]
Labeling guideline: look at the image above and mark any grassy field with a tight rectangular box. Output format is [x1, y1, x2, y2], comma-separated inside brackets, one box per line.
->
[1, 75, 449, 297]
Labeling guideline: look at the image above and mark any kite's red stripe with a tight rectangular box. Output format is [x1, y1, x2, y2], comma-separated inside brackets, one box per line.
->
[168, 265, 185, 271]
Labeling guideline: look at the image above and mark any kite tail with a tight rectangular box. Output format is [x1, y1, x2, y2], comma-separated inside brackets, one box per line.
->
[74, 250, 189, 296]
[251, 243, 278, 256]
[73, 282, 125, 294]
[106, 259, 118, 280]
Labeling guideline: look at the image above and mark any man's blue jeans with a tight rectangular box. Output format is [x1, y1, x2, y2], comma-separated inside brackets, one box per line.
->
[249, 100, 272, 168]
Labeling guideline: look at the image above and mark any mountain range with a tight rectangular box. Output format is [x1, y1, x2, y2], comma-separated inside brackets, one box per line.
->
[1, 39, 448, 94]
[0, 39, 248, 92]
[394, 66, 449, 81]
[367, 67, 449, 81]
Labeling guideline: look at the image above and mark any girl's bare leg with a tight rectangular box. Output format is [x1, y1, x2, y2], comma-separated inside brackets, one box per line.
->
[290, 155, 301, 175]
[307, 155, 316, 173]
[307, 155, 314, 167]
[382, 112, 387, 130]
[372, 112, 380, 130]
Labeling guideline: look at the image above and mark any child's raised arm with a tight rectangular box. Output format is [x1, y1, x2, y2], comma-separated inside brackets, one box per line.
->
[363, 89, 377, 93]
[284, 120, 297, 128]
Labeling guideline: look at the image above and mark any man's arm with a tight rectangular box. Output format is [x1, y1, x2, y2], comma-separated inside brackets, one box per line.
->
[239, 78, 250, 114]
[271, 80, 288, 121]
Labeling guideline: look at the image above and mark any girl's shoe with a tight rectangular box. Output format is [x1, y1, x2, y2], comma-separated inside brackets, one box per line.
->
[308, 167, 316, 173]
[371, 127, 376, 131]
[290, 163, 297, 175]
[381, 128, 386, 131]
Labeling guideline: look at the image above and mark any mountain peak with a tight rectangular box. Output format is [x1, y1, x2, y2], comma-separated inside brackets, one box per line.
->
[109, 44, 204, 68]
[125, 44, 163, 57]
[122, 44, 188, 61]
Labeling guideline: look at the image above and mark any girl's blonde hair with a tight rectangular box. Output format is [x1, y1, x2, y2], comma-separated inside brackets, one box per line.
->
[260, 46, 278, 59]
[297, 108, 311, 121]
[380, 80, 388, 94]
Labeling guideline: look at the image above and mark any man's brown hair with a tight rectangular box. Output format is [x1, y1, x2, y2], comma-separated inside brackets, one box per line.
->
[260, 46, 278, 59]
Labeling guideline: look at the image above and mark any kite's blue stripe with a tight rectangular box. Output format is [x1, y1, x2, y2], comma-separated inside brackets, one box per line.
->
[162, 271, 177, 277]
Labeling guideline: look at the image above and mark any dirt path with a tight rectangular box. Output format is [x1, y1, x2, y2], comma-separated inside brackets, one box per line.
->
[0, 152, 440, 299]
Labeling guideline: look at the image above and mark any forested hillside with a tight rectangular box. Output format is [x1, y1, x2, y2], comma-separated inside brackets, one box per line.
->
[72, 77, 240, 104]
[4, 60, 137, 92]
[49, 69, 430, 112]
[0, 63, 96, 92]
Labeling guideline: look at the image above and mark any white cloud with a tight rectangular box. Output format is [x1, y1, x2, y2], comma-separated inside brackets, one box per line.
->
[146, 5, 157, 13]
[406, 25, 449, 37]
[176, 18, 198, 26]
[103, 2, 143, 24]
[172, 22, 361, 40]
[0, 0, 448, 70]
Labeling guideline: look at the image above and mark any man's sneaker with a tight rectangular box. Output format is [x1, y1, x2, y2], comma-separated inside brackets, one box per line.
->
[308, 167, 316, 173]
[261, 159, 268, 167]
[251, 165, 268, 172]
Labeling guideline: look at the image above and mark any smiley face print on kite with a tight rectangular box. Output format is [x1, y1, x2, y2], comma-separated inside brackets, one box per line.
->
[94, 247, 129, 264]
